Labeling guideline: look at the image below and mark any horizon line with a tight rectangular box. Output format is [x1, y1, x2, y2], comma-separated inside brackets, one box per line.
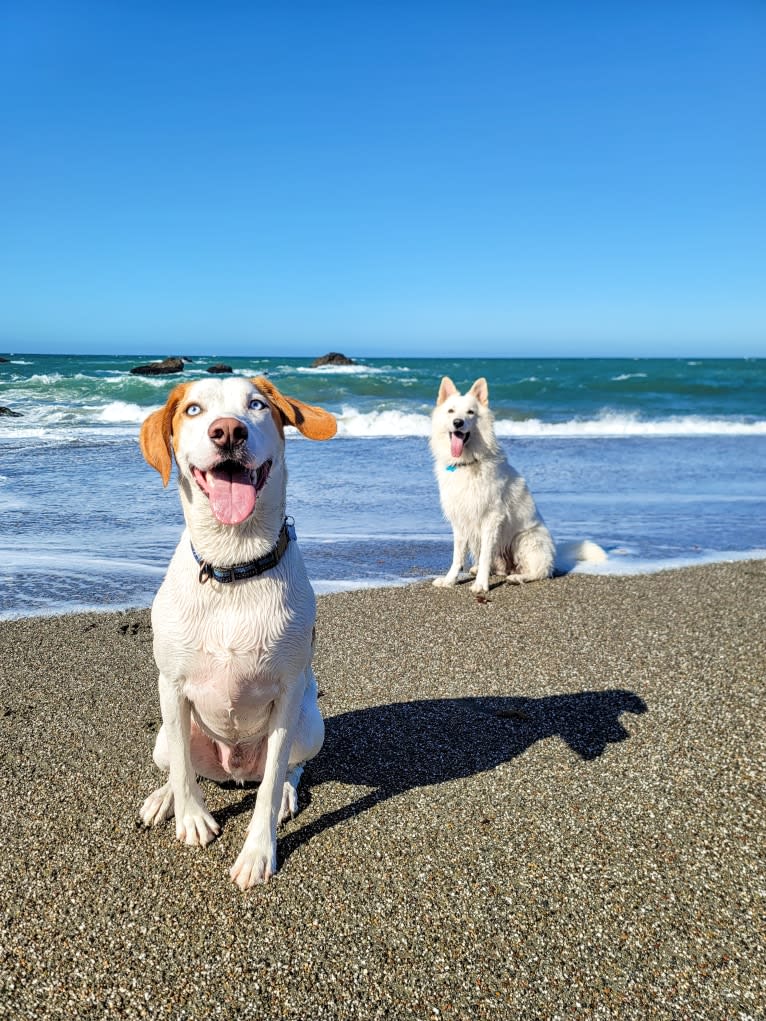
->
[1, 350, 764, 362]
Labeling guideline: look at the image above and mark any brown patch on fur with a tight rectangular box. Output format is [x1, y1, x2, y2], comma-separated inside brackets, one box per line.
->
[251, 377, 336, 441]
[139, 382, 192, 486]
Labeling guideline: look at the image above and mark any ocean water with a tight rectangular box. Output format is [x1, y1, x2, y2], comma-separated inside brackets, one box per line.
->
[1, 353, 764, 618]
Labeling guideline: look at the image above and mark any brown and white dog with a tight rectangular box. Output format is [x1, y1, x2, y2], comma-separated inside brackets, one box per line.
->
[138, 375, 336, 888]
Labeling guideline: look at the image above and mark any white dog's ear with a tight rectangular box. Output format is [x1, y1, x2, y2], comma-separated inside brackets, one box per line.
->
[139, 383, 191, 487]
[469, 378, 489, 406]
[251, 377, 337, 440]
[437, 376, 459, 405]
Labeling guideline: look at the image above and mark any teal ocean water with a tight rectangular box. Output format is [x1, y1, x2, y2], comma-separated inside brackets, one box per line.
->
[1, 353, 765, 617]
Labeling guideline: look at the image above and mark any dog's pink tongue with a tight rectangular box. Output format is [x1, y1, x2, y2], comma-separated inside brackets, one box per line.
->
[450, 433, 465, 459]
[208, 466, 256, 525]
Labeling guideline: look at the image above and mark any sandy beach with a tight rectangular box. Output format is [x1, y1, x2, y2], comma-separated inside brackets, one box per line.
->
[1, 561, 764, 1019]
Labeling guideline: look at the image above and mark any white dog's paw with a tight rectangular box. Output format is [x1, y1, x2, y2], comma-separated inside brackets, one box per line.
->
[278, 780, 299, 826]
[469, 579, 489, 594]
[230, 834, 277, 890]
[140, 782, 175, 828]
[174, 797, 220, 847]
[278, 763, 304, 826]
[433, 575, 456, 588]
[140, 783, 219, 845]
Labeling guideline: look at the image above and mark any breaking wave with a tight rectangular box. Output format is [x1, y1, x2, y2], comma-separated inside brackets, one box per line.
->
[96, 400, 148, 423]
[335, 407, 766, 439]
[295, 363, 387, 376]
[336, 405, 432, 437]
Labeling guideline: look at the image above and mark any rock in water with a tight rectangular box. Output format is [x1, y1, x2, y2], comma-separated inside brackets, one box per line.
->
[130, 357, 185, 376]
[310, 352, 355, 367]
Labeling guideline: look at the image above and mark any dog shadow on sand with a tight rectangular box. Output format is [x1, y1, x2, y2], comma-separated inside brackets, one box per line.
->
[215, 689, 647, 867]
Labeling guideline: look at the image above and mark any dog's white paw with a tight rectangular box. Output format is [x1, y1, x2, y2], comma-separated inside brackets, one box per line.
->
[230, 834, 277, 889]
[278, 780, 299, 826]
[140, 782, 175, 827]
[469, 580, 489, 594]
[433, 575, 456, 588]
[141, 783, 219, 845]
[175, 798, 220, 846]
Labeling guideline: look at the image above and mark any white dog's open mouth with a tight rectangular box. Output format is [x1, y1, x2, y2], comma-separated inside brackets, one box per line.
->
[450, 430, 470, 458]
[191, 459, 272, 526]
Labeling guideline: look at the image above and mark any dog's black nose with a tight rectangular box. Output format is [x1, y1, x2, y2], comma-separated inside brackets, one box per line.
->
[452, 417, 465, 430]
[208, 417, 248, 448]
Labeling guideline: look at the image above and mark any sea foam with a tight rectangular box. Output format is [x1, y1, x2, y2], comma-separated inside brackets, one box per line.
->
[334, 407, 766, 439]
[336, 405, 431, 437]
[97, 401, 147, 423]
[496, 413, 766, 438]
[296, 363, 387, 376]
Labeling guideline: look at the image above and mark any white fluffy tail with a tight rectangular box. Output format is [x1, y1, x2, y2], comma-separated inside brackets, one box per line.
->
[554, 540, 607, 575]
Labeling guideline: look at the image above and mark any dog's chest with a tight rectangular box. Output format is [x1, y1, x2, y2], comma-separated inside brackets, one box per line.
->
[161, 581, 313, 741]
[152, 543, 315, 740]
[185, 642, 280, 738]
[181, 619, 301, 739]
[438, 465, 486, 517]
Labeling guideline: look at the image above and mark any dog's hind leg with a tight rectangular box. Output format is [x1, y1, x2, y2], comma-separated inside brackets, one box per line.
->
[150, 718, 232, 782]
[279, 764, 304, 824]
[506, 526, 555, 584]
[140, 780, 174, 827]
[279, 673, 325, 824]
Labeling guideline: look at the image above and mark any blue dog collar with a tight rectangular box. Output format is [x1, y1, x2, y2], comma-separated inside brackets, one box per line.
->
[192, 517, 296, 584]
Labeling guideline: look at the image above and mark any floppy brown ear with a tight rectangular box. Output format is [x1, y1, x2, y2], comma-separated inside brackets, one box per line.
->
[469, 377, 489, 406]
[139, 383, 189, 486]
[252, 377, 337, 440]
[437, 376, 459, 405]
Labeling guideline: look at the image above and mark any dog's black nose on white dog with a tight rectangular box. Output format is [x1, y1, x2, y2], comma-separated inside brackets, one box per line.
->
[208, 417, 248, 449]
[452, 417, 465, 430]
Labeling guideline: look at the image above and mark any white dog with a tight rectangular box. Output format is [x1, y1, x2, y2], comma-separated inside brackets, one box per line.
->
[431, 376, 605, 592]
[138, 375, 336, 889]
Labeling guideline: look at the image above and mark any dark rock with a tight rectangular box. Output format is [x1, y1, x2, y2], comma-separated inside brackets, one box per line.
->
[0, 356, 9, 363]
[206, 363, 233, 374]
[310, 352, 355, 367]
[0, 406, 22, 417]
[130, 357, 185, 376]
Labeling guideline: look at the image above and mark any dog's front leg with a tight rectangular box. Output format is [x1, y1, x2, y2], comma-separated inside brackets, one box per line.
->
[229, 680, 303, 889]
[141, 673, 220, 846]
[470, 519, 499, 593]
[433, 531, 468, 587]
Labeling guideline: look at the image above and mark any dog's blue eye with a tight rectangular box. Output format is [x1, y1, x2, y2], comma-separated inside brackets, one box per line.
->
[249, 398, 267, 411]
[186, 404, 202, 417]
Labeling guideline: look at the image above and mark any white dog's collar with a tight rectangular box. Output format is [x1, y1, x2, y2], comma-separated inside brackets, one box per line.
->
[192, 517, 296, 584]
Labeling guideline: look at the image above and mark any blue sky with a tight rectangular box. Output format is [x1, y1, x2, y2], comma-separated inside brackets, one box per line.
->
[1, 1, 764, 358]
